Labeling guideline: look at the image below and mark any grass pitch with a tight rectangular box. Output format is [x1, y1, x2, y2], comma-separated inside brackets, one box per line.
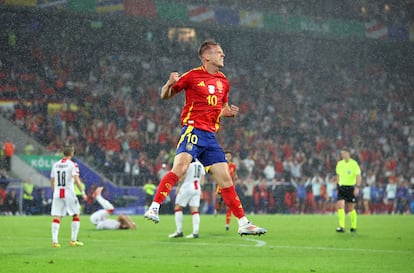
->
[1, 214, 413, 273]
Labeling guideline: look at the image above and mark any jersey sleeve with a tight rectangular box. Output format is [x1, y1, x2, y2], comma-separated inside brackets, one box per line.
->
[171, 71, 190, 94]
[72, 162, 80, 177]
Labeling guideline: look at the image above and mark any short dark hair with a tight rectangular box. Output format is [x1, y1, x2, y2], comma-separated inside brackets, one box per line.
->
[198, 39, 220, 58]
[63, 145, 74, 156]
[341, 147, 351, 153]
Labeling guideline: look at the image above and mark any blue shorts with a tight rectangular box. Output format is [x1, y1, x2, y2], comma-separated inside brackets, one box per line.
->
[176, 126, 226, 168]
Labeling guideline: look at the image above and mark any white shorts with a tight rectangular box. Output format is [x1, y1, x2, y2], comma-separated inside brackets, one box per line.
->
[175, 187, 201, 208]
[90, 209, 110, 225]
[96, 219, 121, 230]
[51, 191, 80, 217]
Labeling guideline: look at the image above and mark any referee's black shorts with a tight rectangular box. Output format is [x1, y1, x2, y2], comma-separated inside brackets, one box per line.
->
[337, 185, 356, 203]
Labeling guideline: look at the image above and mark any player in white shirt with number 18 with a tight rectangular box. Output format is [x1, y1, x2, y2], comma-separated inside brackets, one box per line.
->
[50, 145, 86, 248]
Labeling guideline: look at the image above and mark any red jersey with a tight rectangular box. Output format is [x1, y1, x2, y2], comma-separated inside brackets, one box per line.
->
[172, 66, 230, 132]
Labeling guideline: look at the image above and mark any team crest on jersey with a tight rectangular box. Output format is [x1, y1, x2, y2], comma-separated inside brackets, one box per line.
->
[216, 80, 223, 93]
[208, 85, 215, 94]
[186, 142, 193, 151]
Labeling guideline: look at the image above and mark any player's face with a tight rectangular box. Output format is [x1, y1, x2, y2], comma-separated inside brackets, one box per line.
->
[340, 150, 350, 160]
[207, 45, 225, 68]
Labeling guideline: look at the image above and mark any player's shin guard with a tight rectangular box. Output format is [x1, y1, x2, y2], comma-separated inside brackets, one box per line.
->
[349, 209, 357, 229]
[220, 186, 245, 219]
[337, 208, 345, 228]
[154, 172, 179, 204]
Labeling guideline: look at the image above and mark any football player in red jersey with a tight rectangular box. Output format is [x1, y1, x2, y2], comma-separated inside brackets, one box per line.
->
[144, 39, 266, 236]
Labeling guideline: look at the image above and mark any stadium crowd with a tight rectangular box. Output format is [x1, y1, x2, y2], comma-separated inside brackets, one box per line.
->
[0, 7, 413, 215]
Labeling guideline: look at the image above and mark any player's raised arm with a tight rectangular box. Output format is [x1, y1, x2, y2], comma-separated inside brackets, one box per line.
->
[221, 102, 239, 118]
[160, 72, 180, 100]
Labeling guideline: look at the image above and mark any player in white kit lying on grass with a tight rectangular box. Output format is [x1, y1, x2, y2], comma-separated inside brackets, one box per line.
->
[90, 187, 136, 230]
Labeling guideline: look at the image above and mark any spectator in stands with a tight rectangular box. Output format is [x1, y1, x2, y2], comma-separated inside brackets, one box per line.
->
[309, 172, 325, 213]
[370, 181, 385, 214]
[263, 160, 276, 183]
[270, 175, 286, 214]
[394, 180, 410, 214]
[294, 176, 307, 214]
[325, 172, 337, 214]
[3, 140, 15, 171]
[24, 141, 35, 155]
[242, 174, 256, 214]
[253, 178, 270, 214]
[0, 169, 10, 214]
[362, 181, 372, 215]
[157, 163, 169, 181]
[385, 177, 397, 214]
[131, 158, 140, 186]
[35, 188, 52, 215]
[4, 189, 19, 215]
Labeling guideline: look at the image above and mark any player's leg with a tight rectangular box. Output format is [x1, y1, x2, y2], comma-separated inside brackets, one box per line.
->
[67, 194, 83, 246]
[51, 198, 64, 248]
[145, 152, 192, 223]
[348, 201, 357, 232]
[169, 202, 184, 238]
[93, 186, 115, 213]
[336, 186, 346, 232]
[186, 194, 201, 238]
[209, 162, 266, 236]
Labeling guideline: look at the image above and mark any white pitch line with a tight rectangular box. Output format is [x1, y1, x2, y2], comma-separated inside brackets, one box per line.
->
[242, 237, 267, 247]
[268, 244, 410, 254]
[10, 235, 411, 254]
[159, 240, 411, 254]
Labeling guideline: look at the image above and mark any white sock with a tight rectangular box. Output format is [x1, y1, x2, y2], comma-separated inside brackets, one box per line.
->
[175, 210, 183, 233]
[149, 202, 160, 210]
[52, 221, 60, 243]
[237, 216, 249, 227]
[192, 212, 200, 235]
[95, 195, 114, 211]
[71, 219, 80, 241]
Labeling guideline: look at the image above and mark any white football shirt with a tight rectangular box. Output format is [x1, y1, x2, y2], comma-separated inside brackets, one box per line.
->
[50, 157, 80, 198]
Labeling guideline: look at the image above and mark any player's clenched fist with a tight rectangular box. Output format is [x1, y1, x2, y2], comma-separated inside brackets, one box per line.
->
[168, 72, 180, 85]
